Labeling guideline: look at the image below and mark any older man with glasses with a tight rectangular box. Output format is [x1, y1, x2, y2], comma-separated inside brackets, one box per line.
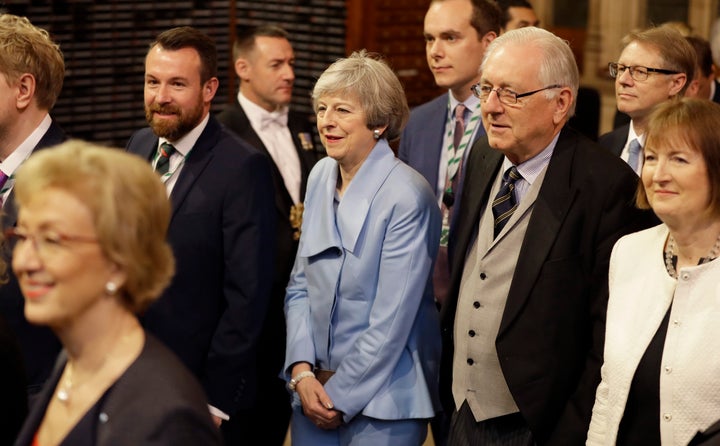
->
[439, 26, 657, 445]
[598, 26, 695, 175]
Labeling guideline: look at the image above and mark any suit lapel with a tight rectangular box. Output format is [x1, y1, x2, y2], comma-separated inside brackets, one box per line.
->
[337, 142, 397, 254]
[169, 118, 219, 218]
[2, 122, 67, 229]
[451, 139, 503, 271]
[499, 128, 578, 334]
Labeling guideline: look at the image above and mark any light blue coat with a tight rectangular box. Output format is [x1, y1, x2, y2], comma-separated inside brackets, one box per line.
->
[284, 141, 442, 425]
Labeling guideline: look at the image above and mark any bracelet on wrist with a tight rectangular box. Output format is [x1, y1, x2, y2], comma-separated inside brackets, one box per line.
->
[288, 370, 315, 392]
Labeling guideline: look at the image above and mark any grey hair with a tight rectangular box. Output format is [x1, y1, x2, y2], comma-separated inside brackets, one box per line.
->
[482, 27, 579, 116]
[312, 50, 409, 141]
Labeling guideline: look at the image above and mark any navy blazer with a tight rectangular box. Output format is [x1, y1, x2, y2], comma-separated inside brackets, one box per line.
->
[14, 334, 222, 446]
[441, 127, 657, 445]
[0, 121, 66, 396]
[597, 124, 629, 157]
[126, 115, 276, 415]
[399, 93, 484, 199]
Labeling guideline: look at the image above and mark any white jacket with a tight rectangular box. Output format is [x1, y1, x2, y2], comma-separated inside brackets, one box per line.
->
[587, 224, 720, 445]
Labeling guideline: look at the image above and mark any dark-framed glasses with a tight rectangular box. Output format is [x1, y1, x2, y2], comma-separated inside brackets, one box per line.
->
[608, 62, 680, 81]
[470, 83, 563, 105]
[4, 227, 98, 258]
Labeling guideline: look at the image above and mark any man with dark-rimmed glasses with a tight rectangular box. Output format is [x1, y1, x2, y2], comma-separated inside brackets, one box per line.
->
[598, 26, 695, 175]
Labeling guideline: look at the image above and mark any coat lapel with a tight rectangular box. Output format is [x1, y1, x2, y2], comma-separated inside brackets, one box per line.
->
[336, 142, 397, 254]
[299, 142, 397, 257]
[168, 118, 219, 219]
[499, 128, 578, 334]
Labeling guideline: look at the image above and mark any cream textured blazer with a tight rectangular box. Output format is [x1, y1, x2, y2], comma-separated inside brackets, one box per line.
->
[587, 224, 720, 445]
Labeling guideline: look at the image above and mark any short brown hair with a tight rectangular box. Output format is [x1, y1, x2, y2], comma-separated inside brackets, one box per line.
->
[150, 26, 217, 83]
[638, 98, 720, 217]
[232, 25, 289, 61]
[13, 140, 175, 314]
[0, 14, 65, 110]
[430, 0, 501, 38]
[622, 26, 696, 97]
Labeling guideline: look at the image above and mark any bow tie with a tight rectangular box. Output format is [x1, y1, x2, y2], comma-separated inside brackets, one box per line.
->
[260, 111, 288, 130]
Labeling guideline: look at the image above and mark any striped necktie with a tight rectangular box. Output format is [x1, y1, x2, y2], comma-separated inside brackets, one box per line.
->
[492, 166, 522, 238]
[155, 142, 176, 175]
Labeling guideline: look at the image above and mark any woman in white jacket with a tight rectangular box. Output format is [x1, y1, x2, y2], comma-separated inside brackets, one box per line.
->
[587, 98, 720, 445]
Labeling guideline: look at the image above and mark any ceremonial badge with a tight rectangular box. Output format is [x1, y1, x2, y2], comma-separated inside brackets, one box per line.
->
[290, 203, 304, 240]
[298, 132, 314, 151]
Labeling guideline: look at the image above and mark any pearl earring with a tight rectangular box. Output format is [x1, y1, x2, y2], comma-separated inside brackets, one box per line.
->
[105, 282, 118, 296]
[373, 129, 381, 140]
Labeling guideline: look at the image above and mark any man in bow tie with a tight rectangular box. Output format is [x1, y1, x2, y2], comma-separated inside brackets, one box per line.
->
[216, 24, 323, 446]
[126, 26, 276, 440]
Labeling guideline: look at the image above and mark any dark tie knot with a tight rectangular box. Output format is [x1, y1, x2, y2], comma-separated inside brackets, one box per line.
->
[503, 166, 521, 184]
[159, 142, 176, 159]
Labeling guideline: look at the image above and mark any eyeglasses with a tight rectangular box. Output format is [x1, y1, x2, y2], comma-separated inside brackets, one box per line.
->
[608, 62, 680, 81]
[470, 83, 563, 105]
[5, 227, 98, 258]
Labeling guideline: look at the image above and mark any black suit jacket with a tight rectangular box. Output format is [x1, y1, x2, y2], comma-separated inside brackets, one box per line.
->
[0, 121, 66, 396]
[216, 102, 321, 384]
[690, 419, 720, 446]
[597, 124, 629, 157]
[14, 334, 222, 446]
[441, 127, 657, 445]
[126, 115, 276, 415]
[712, 80, 720, 104]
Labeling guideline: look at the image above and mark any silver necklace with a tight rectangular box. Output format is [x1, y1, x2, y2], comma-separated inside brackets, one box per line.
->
[664, 233, 720, 279]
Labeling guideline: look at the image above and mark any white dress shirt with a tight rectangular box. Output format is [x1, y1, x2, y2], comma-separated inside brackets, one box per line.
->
[239, 92, 301, 204]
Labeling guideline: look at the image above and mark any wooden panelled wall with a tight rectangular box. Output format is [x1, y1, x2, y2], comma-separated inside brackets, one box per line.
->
[1, 1, 346, 147]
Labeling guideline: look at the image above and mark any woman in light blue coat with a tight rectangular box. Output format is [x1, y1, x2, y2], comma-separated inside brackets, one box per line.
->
[283, 50, 442, 445]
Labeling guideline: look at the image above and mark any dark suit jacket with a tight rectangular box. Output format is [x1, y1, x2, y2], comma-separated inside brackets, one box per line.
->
[0, 121, 66, 396]
[126, 116, 276, 415]
[597, 124, 629, 157]
[399, 94, 484, 200]
[14, 334, 222, 446]
[690, 419, 720, 446]
[713, 80, 720, 104]
[216, 102, 321, 302]
[0, 316, 27, 446]
[440, 127, 657, 445]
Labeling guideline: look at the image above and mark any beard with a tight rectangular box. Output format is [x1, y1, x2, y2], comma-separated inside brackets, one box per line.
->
[145, 98, 205, 141]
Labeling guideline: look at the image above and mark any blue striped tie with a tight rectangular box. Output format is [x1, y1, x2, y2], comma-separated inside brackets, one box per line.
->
[492, 166, 522, 238]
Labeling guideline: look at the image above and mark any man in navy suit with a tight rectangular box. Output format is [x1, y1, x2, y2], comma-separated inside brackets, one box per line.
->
[0, 14, 67, 438]
[399, 0, 500, 309]
[126, 26, 275, 433]
[398, 2, 500, 444]
[598, 27, 694, 174]
[216, 25, 322, 445]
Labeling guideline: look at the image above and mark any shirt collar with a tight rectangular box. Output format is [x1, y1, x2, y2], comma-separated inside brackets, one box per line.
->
[238, 91, 288, 130]
[628, 120, 644, 147]
[160, 113, 209, 157]
[502, 132, 559, 186]
[1, 114, 52, 176]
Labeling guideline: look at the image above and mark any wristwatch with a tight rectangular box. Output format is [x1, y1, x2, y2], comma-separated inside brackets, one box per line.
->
[288, 370, 316, 392]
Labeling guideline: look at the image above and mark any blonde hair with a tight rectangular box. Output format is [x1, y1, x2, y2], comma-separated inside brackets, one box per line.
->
[14, 140, 175, 313]
[0, 14, 64, 110]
